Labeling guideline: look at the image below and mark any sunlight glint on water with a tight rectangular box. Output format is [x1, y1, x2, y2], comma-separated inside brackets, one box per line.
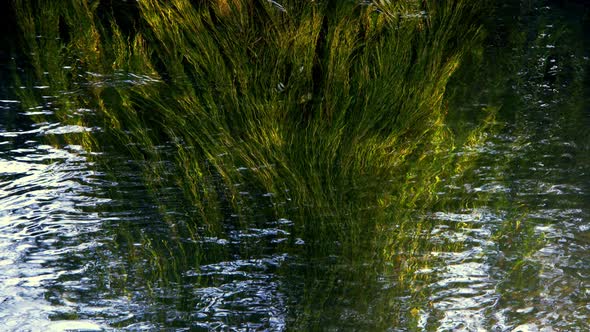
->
[0, 0, 589, 331]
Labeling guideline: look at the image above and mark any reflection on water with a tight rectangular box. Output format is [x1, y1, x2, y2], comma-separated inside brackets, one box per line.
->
[0, 98, 106, 330]
[1, 0, 589, 331]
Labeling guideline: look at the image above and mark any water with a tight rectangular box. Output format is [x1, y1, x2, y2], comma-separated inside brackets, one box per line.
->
[1, 1, 589, 331]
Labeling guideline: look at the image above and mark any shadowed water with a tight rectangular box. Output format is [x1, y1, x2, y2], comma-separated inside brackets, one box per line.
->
[1, 0, 589, 331]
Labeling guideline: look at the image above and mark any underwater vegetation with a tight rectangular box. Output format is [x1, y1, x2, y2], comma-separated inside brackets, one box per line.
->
[11, 0, 567, 329]
[12, 0, 490, 220]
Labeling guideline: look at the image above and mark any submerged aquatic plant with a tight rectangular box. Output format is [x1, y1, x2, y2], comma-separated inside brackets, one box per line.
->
[8, 0, 506, 328]
[11, 0, 495, 256]
[13, 1, 485, 207]
[10, 0, 495, 271]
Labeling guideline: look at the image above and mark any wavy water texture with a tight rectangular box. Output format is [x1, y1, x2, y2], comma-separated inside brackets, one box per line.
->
[0, 0, 588, 331]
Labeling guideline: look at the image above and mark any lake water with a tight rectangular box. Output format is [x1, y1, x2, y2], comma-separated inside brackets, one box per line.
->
[0, 1, 588, 331]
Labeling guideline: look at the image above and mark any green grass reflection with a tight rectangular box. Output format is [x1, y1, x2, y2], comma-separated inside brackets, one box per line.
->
[11, 0, 505, 329]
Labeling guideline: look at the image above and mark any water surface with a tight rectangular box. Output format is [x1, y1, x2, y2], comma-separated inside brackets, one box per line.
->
[0, 1, 589, 331]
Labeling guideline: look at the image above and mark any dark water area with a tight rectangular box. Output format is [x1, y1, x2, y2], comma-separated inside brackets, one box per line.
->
[0, 1, 589, 331]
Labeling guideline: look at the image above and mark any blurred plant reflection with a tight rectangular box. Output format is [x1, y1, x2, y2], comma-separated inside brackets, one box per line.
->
[12, 0, 560, 330]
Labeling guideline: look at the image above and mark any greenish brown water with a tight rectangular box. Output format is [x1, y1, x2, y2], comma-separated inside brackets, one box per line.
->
[0, 0, 588, 331]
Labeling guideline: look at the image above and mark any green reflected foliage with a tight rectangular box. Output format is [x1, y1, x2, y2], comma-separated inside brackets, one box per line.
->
[13, 0, 487, 215]
[9, 0, 510, 329]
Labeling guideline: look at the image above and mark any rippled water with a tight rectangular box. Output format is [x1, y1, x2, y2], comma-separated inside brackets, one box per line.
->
[1, 2, 589, 331]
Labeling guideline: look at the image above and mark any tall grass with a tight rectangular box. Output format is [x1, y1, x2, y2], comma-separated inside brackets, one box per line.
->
[12, 0, 493, 241]
[10, 1, 502, 327]
[11, 0, 496, 240]
[14, 0, 485, 233]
